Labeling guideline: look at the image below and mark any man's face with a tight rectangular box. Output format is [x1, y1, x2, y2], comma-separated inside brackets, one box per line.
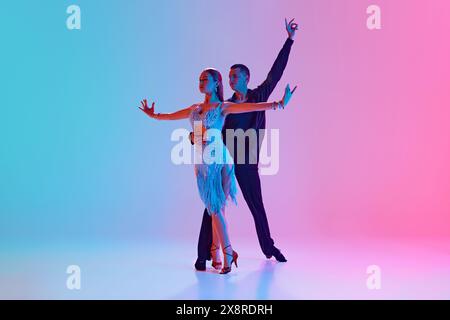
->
[229, 68, 249, 92]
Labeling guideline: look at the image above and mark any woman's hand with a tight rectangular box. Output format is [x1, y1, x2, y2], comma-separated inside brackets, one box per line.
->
[138, 99, 157, 118]
[280, 84, 297, 108]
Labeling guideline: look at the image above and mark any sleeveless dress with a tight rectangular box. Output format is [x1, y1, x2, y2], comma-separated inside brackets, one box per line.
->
[189, 102, 238, 215]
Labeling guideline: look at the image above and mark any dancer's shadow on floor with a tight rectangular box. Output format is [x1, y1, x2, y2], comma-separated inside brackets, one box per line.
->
[169, 259, 291, 299]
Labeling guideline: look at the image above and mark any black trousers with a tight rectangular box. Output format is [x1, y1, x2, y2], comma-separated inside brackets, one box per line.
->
[196, 165, 275, 261]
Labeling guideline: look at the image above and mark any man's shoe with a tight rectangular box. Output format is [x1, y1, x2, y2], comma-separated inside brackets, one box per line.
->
[266, 247, 287, 262]
[194, 259, 206, 271]
[273, 250, 287, 262]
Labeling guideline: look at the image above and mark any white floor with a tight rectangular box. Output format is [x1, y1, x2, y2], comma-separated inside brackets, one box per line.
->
[1, 237, 450, 299]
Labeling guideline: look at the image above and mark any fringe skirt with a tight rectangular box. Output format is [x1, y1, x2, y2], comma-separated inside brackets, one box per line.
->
[194, 143, 238, 215]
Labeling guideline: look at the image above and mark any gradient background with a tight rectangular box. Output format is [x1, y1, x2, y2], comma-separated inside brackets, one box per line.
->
[1, 0, 450, 298]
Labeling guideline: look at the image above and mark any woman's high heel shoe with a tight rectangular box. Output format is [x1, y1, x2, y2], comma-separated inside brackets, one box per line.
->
[220, 245, 238, 275]
[210, 245, 222, 270]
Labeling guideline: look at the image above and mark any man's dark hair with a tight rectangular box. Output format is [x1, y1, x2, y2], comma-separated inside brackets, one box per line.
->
[230, 64, 250, 79]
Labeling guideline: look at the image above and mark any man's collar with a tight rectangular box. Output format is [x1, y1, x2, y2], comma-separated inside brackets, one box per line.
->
[228, 89, 252, 102]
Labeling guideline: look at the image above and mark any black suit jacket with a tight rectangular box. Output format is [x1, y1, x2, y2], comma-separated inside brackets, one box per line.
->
[223, 38, 294, 166]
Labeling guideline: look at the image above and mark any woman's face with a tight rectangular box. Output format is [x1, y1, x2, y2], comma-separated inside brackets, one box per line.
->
[199, 72, 217, 95]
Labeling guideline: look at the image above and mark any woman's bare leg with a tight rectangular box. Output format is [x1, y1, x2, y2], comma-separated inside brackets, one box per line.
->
[211, 217, 221, 265]
[210, 164, 232, 266]
[211, 209, 233, 268]
[212, 165, 235, 268]
[222, 164, 232, 201]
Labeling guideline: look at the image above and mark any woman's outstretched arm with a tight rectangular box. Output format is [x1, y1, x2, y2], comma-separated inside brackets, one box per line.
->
[222, 84, 297, 116]
[138, 99, 194, 120]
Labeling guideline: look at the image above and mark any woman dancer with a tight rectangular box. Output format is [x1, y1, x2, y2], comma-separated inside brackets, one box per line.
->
[139, 68, 296, 274]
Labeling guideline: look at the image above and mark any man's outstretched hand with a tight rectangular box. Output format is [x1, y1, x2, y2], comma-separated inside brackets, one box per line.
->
[285, 18, 299, 40]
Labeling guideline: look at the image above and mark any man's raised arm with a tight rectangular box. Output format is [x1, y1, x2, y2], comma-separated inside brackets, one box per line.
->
[253, 18, 298, 102]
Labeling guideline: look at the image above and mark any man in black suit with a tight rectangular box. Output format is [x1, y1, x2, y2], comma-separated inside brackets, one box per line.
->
[193, 19, 298, 270]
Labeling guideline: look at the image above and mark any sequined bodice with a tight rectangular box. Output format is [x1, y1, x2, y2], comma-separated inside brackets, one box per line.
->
[189, 102, 225, 131]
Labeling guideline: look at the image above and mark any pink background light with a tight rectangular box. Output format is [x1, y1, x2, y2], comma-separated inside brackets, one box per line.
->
[224, 0, 450, 239]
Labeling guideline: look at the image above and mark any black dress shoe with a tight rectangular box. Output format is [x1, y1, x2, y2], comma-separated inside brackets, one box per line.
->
[194, 259, 206, 271]
[266, 247, 287, 262]
[273, 250, 287, 262]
